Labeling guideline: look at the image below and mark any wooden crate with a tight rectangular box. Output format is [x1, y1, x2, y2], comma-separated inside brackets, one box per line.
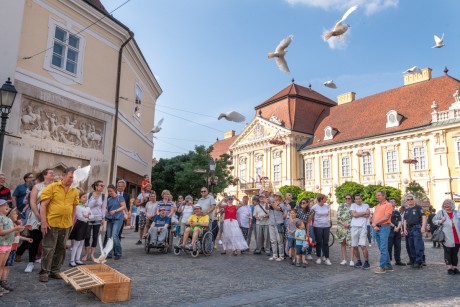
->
[62, 264, 131, 304]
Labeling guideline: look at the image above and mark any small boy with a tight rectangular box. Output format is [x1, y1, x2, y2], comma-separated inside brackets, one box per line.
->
[294, 221, 307, 268]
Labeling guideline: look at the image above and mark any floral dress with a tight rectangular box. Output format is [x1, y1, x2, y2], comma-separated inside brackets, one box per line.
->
[336, 203, 352, 246]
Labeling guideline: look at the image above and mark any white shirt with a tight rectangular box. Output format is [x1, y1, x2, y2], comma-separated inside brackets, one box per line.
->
[350, 203, 370, 227]
[136, 192, 150, 213]
[181, 205, 194, 223]
[146, 201, 158, 217]
[237, 205, 252, 228]
[311, 204, 330, 228]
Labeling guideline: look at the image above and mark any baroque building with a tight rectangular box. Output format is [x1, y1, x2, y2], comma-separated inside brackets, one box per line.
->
[0, 0, 161, 195]
[220, 68, 460, 209]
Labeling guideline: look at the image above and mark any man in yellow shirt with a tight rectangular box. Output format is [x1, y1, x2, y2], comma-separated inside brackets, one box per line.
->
[178, 204, 209, 250]
[38, 167, 79, 282]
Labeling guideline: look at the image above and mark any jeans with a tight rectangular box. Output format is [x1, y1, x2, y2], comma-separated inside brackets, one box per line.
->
[40, 227, 71, 276]
[367, 225, 372, 244]
[314, 226, 330, 258]
[210, 220, 219, 242]
[307, 224, 315, 254]
[255, 224, 270, 253]
[375, 224, 391, 269]
[388, 229, 402, 262]
[106, 218, 124, 257]
[268, 224, 284, 257]
[149, 227, 168, 244]
[408, 225, 425, 264]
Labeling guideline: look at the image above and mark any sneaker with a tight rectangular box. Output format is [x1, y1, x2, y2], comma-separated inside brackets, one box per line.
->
[395, 261, 406, 266]
[35, 258, 42, 264]
[340, 259, 347, 265]
[24, 262, 34, 273]
[306, 254, 313, 260]
[448, 269, 455, 275]
[453, 268, 460, 274]
[0, 281, 13, 291]
[39, 274, 49, 282]
[349, 260, 355, 267]
[385, 266, 394, 272]
[375, 267, 386, 274]
[321, 256, 326, 261]
[253, 250, 261, 255]
[354, 260, 362, 268]
[218, 240, 223, 245]
[69, 261, 77, 267]
[412, 263, 423, 269]
[316, 258, 322, 264]
[14, 255, 22, 262]
[135, 240, 142, 245]
[49, 273, 62, 280]
[291, 258, 296, 265]
[0, 286, 9, 294]
[114, 256, 121, 260]
[75, 260, 84, 265]
[325, 259, 332, 266]
[268, 256, 278, 261]
[368, 244, 372, 247]
[296, 262, 301, 267]
[302, 263, 307, 268]
[407, 261, 414, 266]
[362, 261, 370, 270]
[276, 257, 283, 262]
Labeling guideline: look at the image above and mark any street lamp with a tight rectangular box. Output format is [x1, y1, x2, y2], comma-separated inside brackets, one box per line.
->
[0, 78, 18, 169]
[208, 159, 217, 194]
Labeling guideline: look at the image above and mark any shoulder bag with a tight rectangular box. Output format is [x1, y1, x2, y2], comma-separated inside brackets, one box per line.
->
[431, 211, 445, 243]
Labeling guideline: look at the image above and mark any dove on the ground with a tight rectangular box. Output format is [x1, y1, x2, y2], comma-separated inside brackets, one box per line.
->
[151, 118, 164, 134]
[432, 34, 444, 48]
[94, 234, 113, 264]
[323, 5, 358, 41]
[268, 35, 293, 73]
[70, 165, 91, 189]
[403, 66, 422, 75]
[323, 80, 337, 89]
[218, 111, 246, 123]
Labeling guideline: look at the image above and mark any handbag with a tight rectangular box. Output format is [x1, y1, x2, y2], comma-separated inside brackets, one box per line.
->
[431, 211, 445, 243]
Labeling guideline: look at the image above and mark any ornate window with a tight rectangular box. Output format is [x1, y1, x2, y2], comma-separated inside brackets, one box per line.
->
[322, 159, 331, 179]
[413, 147, 426, 170]
[386, 150, 398, 173]
[324, 126, 338, 141]
[239, 158, 246, 181]
[273, 151, 281, 182]
[363, 155, 373, 175]
[341, 156, 350, 177]
[386, 110, 403, 128]
[255, 155, 263, 178]
[305, 162, 313, 180]
[134, 84, 143, 119]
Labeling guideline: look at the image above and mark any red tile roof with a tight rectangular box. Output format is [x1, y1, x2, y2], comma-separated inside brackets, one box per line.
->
[255, 83, 336, 134]
[307, 75, 460, 149]
[211, 136, 238, 160]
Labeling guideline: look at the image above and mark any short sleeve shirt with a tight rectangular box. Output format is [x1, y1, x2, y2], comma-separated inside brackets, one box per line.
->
[373, 201, 393, 225]
[13, 183, 28, 212]
[187, 214, 209, 225]
[405, 205, 424, 226]
[311, 204, 330, 228]
[153, 215, 170, 227]
[40, 181, 79, 228]
[350, 203, 370, 227]
[146, 201, 158, 217]
[295, 229, 306, 245]
[136, 192, 151, 213]
[0, 215, 14, 246]
[158, 200, 176, 217]
[197, 195, 216, 219]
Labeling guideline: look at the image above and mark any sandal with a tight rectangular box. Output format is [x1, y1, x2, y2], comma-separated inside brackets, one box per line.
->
[233, 251, 238, 256]
[81, 255, 87, 261]
[221, 251, 227, 255]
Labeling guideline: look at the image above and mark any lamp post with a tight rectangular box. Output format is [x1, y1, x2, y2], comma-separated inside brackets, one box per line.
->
[208, 158, 216, 194]
[0, 78, 18, 169]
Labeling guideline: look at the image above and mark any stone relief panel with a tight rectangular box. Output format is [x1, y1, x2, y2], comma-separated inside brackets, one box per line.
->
[20, 96, 105, 150]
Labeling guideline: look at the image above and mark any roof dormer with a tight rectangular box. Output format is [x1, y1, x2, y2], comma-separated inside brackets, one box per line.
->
[386, 110, 403, 128]
[324, 126, 338, 141]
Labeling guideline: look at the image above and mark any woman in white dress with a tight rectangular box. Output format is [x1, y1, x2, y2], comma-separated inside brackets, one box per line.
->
[220, 197, 248, 256]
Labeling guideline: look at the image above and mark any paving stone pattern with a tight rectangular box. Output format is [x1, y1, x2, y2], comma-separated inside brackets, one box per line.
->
[2, 229, 458, 307]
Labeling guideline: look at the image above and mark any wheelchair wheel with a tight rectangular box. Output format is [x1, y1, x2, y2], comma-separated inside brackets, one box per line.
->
[328, 232, 335, 247]
[202, 232, 213, 256]
[173, 247, 181, 255]
[144, 237, 150, 253]
[191, 249, 200, 258]
[167, 230, 174, 253]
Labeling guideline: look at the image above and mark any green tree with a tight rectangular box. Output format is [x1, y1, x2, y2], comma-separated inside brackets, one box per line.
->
[405, 180, 429, 201]
[279, 185, 303, 203]
[297, 191, 317, 203]
[335, 181, 365, 204]
[362, 184, 402, 207]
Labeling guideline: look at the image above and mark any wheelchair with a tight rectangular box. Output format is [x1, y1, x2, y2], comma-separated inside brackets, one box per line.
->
[144, 226, 173, 254]
[173, 227, 213, 257]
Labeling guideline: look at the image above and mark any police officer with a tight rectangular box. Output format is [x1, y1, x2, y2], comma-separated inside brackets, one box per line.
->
[388, 199, 405, 266]
[403, 193, 427, 269]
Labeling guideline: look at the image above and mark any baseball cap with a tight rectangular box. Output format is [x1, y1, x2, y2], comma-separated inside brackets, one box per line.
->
[0, 199, 8, 206]
[253, 196, 260, 201]
[274, 192, 282, 197]
[193, 204, 202, 209]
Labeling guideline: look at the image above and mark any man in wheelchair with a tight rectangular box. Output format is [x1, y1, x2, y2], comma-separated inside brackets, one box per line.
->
[146, 208, 171, 247]
[177, 204, 209, 250]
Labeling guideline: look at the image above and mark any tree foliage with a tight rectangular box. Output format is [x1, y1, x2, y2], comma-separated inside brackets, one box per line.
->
[151, 145, 235, 199]
[279, 185, 303, 203]
[361, 184, 402, 207]
[405, 180, 429, 201]
[335, 181, 365, 204]
[297, 191, 317, 203]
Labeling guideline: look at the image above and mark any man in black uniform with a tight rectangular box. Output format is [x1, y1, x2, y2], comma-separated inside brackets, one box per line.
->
[403, 194, 427, 269]
[388, 199, 405, 266]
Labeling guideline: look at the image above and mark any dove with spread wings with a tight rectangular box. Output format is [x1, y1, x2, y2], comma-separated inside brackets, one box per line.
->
[432, 34, 444, 48]
[70, 165, 91, 189]
[151, 118, 164, 134]
[218, 111, 245, 123]
[323, 5, 358, 41]
[268, 35, 293, 74]
[94, 233, 114, 264]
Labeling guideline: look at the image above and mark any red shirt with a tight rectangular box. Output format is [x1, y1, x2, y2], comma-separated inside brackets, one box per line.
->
[447, 212, 460, 244]
[224, 205, 237, 220]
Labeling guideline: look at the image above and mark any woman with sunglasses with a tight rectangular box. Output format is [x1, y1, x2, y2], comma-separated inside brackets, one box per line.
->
[337, 194, 354, 266]
[105, 184, 126, 260]
[296, 198, 315, 259]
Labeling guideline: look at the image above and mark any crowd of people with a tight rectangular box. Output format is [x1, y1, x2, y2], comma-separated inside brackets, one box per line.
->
[0, 168, 459, 296]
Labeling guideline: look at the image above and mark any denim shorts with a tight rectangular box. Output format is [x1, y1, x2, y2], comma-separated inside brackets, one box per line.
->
[287, 238, 296, 248]
[6, 249, 16, 267]
[295, 245, 305, 255]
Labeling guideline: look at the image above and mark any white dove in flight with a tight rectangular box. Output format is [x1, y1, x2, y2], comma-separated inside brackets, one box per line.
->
[432, 34, 444, 48]
[151, 118, 164, 134]
[94, 234, 113, 264]
[218, 111, 246, 123]
[403, 66, 422, 75]
[323, 5, 358, 41]
[268, 35, 293, 73]
[70, 165, 91, 189]
[323, 80, 337, 89]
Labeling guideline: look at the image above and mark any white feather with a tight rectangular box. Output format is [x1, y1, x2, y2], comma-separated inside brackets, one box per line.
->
[70, 165, 91, 188]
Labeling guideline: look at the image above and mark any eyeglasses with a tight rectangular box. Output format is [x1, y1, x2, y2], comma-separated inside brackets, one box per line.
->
[345, 197, 352, 200]
[301, 202, 307, 204]
[200, 191, 207, 193]
[98, 184, 105, 187]
[406, 198, 414, 201]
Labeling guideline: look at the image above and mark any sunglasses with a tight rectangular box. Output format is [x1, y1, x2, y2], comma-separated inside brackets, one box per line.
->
[200, 191, 207, 193]
[345, 198, 352, 200]
[406, 198, 414, 201]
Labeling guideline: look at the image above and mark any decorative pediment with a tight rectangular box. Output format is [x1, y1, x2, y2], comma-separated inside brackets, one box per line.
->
[268, 115, 283, 126]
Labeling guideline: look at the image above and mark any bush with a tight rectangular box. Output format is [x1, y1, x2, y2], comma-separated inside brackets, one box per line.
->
[297, 191, 317, 204]
[335, 181, 365, 204]
[362, 185, 401, 207]
[279, 185, 303, 203]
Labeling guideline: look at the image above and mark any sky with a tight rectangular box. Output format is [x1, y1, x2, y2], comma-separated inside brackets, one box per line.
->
[103, 0, 460, 159]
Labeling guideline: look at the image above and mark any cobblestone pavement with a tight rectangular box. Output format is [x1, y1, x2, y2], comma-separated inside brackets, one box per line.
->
[2, 228, 458, 307]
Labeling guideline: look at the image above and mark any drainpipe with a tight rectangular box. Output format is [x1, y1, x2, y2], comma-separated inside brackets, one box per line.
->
[109, 31, 134, 183]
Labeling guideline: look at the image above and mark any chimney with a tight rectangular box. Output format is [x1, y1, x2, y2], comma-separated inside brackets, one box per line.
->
[337, 92, 356, 105]
[403, 67, 432, 86]
[224, 130, 235, 139]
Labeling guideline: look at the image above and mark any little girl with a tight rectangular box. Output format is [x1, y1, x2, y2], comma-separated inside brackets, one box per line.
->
[130, 203, 137, 229]
[69, 193, 92, 267]
[0, 200, 25, 296]
[294, 221, 307, 268]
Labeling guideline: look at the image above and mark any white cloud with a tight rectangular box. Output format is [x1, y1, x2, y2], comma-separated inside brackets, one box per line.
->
[285, 0, 398, 15]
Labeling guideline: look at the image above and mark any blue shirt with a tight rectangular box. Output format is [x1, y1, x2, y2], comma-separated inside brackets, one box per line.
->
[131, 205, 137, 214]
[153, 215, 171, 227]
[105, 196, 124, 220]
[295, 229, 306, 246]
[13, 183, 28, 212]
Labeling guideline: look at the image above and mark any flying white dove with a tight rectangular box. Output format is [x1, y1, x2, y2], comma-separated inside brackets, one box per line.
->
[323, 80, 337, 89]
[151, 118, 164, 134]
[218, 111, 246, 123]
[268, 35, 293, 73]
[432, 34, 444, 48]
[94, 233, 113, 264]
[70, 165, 91, 189]
[403, 66, 422, 75]
[323, 5, 358, 41]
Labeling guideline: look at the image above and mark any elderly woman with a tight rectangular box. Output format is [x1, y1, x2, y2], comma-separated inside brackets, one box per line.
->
[433, 199, 460, 275]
